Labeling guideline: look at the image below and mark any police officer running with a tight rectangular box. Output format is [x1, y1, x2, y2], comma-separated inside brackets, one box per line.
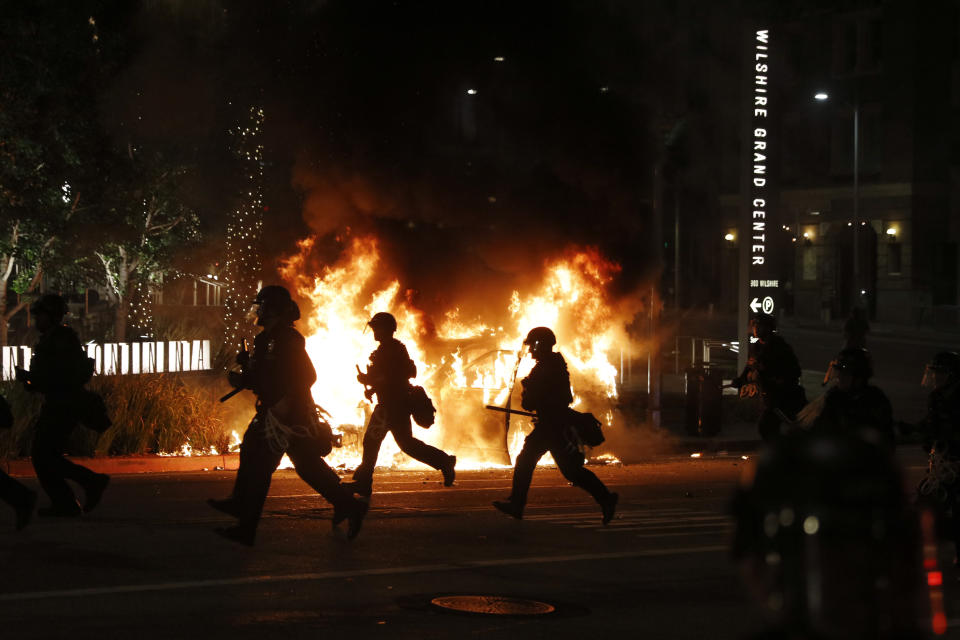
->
[348, 312, 455, 497]
[16, 294, 109, 517]
[733, 313, 806, 441]
[0, 394, 37, 529]
[811, 347, 894, 448]
[915, 351, 960, 565]
[493, 327, 618, 524]
[208, 285, 368, 546]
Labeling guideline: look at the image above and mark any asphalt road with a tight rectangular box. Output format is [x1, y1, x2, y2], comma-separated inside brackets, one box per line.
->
[0, 452, 955, 639]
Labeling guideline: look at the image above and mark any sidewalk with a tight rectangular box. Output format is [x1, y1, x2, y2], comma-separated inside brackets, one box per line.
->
[1, 453, 240, 477]
[0, 423, 765, 477]
[670, 420, 761, 455]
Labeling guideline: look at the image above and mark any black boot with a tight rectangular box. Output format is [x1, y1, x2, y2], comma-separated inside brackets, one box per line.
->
[441, 455, 456, 487]
[600, 492, 619, 525]
[207, 497, 242, 518]
[84, 473, 110, 513]
[15, 490, 37, 531]
[493, 499, 523, 520]
[214, 524, 256, 547]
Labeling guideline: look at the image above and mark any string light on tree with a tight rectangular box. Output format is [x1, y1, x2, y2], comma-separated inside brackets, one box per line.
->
[128, 279, 154, 339]
[223, 106, 266, 347]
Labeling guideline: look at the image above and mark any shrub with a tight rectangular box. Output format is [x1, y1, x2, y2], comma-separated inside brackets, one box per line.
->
[0, 373, 238, 460]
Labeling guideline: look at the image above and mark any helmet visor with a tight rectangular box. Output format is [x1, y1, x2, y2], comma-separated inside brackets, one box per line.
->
[922, 365, 941, 389]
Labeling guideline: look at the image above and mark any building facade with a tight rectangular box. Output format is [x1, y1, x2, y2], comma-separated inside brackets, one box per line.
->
[719, 0, 959, 326]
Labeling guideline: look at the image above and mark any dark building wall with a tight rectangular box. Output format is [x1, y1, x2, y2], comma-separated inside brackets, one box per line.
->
[719, 0, 959, 326]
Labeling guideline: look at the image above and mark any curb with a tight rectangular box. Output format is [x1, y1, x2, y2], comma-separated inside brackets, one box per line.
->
[675, 438, 763, 454]
[0, 435, 766, 477]
[2, 454, 240, 477]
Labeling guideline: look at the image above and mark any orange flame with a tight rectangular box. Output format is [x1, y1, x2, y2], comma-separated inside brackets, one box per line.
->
[278, 234, 632, 471]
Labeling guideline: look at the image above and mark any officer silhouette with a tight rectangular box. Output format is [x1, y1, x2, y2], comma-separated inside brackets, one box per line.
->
[812, 347, 893, 448]
[0, 394, 37, 529]
[348, 312, 455, 496]
[208, 285, 367, 545]
[16, 294, 109, 517]
[733, 313, 807, 441]
[493, 327, 617, 524]
[915, 351, 960, 566]
[732, 430, 923, 639]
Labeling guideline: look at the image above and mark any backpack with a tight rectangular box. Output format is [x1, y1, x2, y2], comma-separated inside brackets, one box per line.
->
[568, 409, 605, 447]
[408, 385, 436, 427]
[78, 389, 111, 433]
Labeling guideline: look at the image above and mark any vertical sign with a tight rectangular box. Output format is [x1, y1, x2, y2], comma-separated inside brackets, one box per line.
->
[739, 27, 778, 372]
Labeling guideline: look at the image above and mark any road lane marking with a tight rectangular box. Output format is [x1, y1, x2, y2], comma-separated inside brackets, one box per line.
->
[0, 545, 726, 602]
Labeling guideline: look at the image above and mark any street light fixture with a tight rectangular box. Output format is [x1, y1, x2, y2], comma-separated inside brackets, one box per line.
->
[814, 89, 862, 313]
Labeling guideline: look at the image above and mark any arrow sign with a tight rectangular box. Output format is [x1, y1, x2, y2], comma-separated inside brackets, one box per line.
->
[749, 297, 761, 313]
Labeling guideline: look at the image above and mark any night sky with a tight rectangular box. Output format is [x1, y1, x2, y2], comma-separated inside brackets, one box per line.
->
[16, 0, 762, 314]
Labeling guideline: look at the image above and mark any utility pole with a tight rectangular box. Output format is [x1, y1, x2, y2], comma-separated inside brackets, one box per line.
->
[674, 182, 681, 311]
[648, 161, 664, 429]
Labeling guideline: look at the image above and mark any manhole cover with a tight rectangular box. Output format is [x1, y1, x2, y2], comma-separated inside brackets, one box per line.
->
[430, 595, 556, 616]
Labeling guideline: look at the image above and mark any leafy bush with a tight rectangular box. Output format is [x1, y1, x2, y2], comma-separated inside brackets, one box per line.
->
[0, 373, 239, 460]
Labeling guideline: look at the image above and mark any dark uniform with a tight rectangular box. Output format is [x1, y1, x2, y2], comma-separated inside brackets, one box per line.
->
[735, 329, 807, 441]
[813, 384, 894, 446]
[24, 322, 108, 515]
[812, 347, 893, 449]
[0, 394, 36, 529]
[732, 430, 923, 639]
[915, 353, 960, 562]
[212, 306, 366, 545]
[352, 335, 454, 495]
[494, 327, 616, 523]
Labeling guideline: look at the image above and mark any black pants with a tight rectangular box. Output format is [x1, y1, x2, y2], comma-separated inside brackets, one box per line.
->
[233, 412, 353, 531]
[31, 400, 99, 510]
[508, 425, 611, 508]
[758, 385, 808, 441]
[353, 403, 450, 489]
[0, 468, 32, 510]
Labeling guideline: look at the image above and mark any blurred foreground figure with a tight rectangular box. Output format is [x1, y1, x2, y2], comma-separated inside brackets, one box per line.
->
[0, 394, 36, 530]
[348, 312, 455, 497]
[16, 294, 109, 517]
[811, 347, 894, 448]
[493, 327, 617, 523]
[208, 285, 367, 546]
[915, 351, 960, 565]
[732, 430, 924, 639]
[733, 313, 806, 441]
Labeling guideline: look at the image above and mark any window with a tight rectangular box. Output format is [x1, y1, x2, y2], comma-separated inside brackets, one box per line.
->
[802, 246, 817, 281]
[832, 16, 882, 76]
[887, 243, 901, 275]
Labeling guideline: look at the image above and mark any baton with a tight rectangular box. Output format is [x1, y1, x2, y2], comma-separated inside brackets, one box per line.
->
[485, 405, 536, 418]
[219, 387, 243, 403]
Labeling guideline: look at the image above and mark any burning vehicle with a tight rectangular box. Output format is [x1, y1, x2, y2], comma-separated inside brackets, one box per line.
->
[276, 234, 641, 472]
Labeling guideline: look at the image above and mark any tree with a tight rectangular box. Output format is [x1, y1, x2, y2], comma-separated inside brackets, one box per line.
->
[93, 149, 200, 342]
[222, 106, 266, 347]
[0, 3, 102, 345]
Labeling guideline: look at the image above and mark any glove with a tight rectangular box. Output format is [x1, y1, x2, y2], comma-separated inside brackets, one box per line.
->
[235, 351, 250, 367]
[227, 371, 245, 389]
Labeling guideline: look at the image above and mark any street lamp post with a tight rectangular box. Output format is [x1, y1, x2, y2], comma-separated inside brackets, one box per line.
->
[815, 91, 862, 313]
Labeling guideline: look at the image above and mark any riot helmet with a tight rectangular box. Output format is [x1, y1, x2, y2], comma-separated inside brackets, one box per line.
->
[922, 351, 960, 389]
[834, 347, 873, 380]
[523, 327, 556, 358]
[367, 312, 397, 335]
[252, 285, 300, 326]
[30, 294, 69, 321]
[750, 312, 776, 340]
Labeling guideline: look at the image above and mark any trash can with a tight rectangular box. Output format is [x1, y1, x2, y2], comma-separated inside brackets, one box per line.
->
[685, 365, 722, 436]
